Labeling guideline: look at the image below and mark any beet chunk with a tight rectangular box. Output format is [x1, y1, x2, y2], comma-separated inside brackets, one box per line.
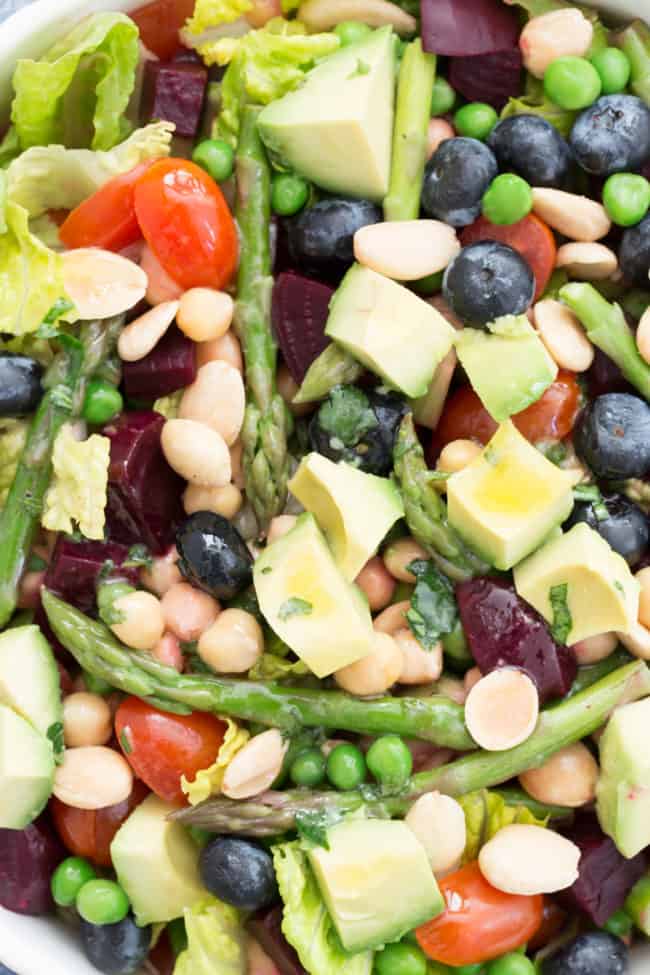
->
[103, 411, 184, 554]
[456, 577, 577, 703]
[449, 49, 523, 111]
[0, 816, 64, 915]
[122, 326, 196, 400]
[248, 907, 307, 975]
[141, 60, 207, 139]
[272, 272, 334, 383]
[44, 538, 140, 614]
[421, 0, 519, 57]
[560, 813, 647, 926]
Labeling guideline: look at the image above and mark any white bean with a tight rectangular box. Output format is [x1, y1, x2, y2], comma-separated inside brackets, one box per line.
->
[179, 361, 245, 446]
[184, 482, 243, 519]
[534, 299, 594, 372]
[373, 600, 411, 635]
[465, 669, 539, 751]
[617, 620, 650, 660]
[161, 419, 231, 486]
[437, 439, 482, 475]
[53, 746, 134, 810]
[354, 220, 460, 281]
[532, 188, 611, 243]
[427, 118, 455, 160]
[519, 743, 599, 808]
[140, 546, 182, 597]
[111, 590, 165, 651]
[267, 515, 297, 546]
[478, 824, 581, 895]
[63, 692, 113, 748]
[62, 248, 148, 319]
[555, 242, 618, 281]
[394, 628, 443, 685]
[161, 582, 221, 642]
[117, 301, 179, 362]
[334, 631, 403, 696]
[141, 244, 183, 305]
[636, 307, 650, 366]
[197, 330, 244, 372]
[298, 0, 416, 35]
[519, 8, 594, 78]
[221, 729, 288, 799]
[571, 631, 618, 665]
[405, 792, 466, 875]
[177, 288, 234, 342]
[198, 608, 264, 674]
[383, 537, 428, 583]
[355, 557, 396, 612]
[152, 632, 184, 671]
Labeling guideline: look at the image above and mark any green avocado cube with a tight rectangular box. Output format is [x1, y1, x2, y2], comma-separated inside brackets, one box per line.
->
[597, 697, 650, 858]
[0, 704, 54, 829]
[0, 625, 62, 737]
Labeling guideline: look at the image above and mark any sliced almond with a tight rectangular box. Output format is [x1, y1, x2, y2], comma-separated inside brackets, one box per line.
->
[556, 242, 618, 281]
[533, 298, 594, 373]
[298, 0, 416, 34]
[532, 188, 611, 243]
[221, 729, 288, 799]
[62, 248, 148, 320]
[118, 301, 179, 362]
[478, 824, 580, 895]
[465, 668, 539, 751]
[354, 220, 460, 281]
[405, 792, 466, 875]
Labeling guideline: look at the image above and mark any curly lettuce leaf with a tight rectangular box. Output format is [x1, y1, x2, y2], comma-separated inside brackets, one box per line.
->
[272, 841, 373, 975]
[0, 420, 28, 509]
[42, 425, 110, 540]
[154, 389, 185, 420]
[500, 93, 576, 137]
[459, 789, 548, 864]
[181, 719, 250, 805]
[174, 897, 247, 975]
[248, 653, 310, 680]
[184, 0, 253, 37]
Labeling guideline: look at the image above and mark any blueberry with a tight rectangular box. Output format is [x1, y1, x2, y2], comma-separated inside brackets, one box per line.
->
[421, 137, 498, 227]
[176, 511, 253, 600]
[287, 198, 382, 280]
[0, 354, 43, 417]
[488, 115, 573, 188]
[541, 931, 628, 975]
[442, 241, 535, 326]
[619, 213, 650, 286]
[80, 916, 151, 975]
[570, 95, 650, 176]
[566, 494, 649, 566]
[574, 393, 650, 481]
[199, 837, 278, 911]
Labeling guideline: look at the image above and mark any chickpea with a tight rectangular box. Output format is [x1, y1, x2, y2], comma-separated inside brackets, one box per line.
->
[161, 419, 231, 486]
[161, 582, 220, 642]
[334, 631, 403, 696]
[230, 440, 245, 490]
[405, 792, 466, 874]
[184, 482, 243, 519]
[177, 288, 234, 342]
[437, 439, 482, 476]
[383, 537, 428, 583]
[394, 628, 443, 685]
[63, 692, 113, 748]
[111, 590, 165, 651]
[198, 609, 264, 673]
[373, 600, 410, 635]
[196, 329, 243, 372]
[277, 364, 313, 417]
[267, 515, 297, 546]
[636, 308, 650, 367]
[179, 361, 245, 446]
[152, 632, 184, 671]
[637, 567, 650, 629]
[140, 546, 182, 597]
[571, 631, 618, 666]
[519, 8, 594, 78]
[355, 557, 396, 612]
[519, 742, 599, 808]
[427, 118, 455, 159]
[464, 666, 482, 695]
[222, 729, 288, 799]
[53, 746, 134, 810]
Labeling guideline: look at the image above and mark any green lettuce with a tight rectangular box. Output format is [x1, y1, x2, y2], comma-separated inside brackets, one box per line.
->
[154, 389, 185, 420]
[174, 897, 247, 975]
[0, 420, 28, 509]
[42, 425, 110, 540]
[500, 77, 577, 136]
[248, 653, 310, 680]
[184, 0, 253, 37]
[459, 789, 548, 863]
[272, 841, 373, 975]
[615, 21, 650, 105]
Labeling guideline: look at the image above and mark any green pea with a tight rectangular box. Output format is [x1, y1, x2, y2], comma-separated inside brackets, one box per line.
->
[326, 743, 366, 791]
[366, 735, 413, 789]
[602, 908, 634, 937]
[543, 56, 602, 110]
[411, 270, 444, 296]
[192, 138, 235, 183]
[76, 879, 130, 926]
[334, 21, 373, 47]
[453, 103, 498, 141]
[430, 77, 457, 117]
[51, 856, 96, 907]
[374, 942, 428, 975]
[603, 173, 650, 227]
[271, 173, 310, 217]
[482, 174, 533, 226]
[290, 747, 327, 787]
[590, 47, 631, 95]
[486, 954, 535, 975]
[82, 380, 123, 425]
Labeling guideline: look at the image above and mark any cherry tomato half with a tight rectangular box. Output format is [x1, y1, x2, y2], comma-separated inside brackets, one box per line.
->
[134, 158, 238, 291]
[460, 213, 557, 302]
[416, 861, 543, 967]
[50, 779, 149, 867]
[130, 0, 195, 60]
[59, 162, 154, 252]
[114, 697, 227, 805]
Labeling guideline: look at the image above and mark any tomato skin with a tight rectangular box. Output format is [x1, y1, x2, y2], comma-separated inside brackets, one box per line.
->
[130, 0, 195, 60]
[59, 162, 153, 252]
[50, 779, 149, 867]
[416, 862, 543, 967]
[114, 697, 227, 805]
[460, 213, 557, 302]
[134, 158, 238, 291]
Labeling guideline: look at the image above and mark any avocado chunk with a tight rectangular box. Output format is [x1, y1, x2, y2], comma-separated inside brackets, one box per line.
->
[514, 522, 639, 645]
[0, 704, 54, 829]
[110, 794, 206, 925]
[455, 317, 558, 422]
[258, 28, 396, 202]
[289, 453, 404, 580]
[254, 513, 373, 677]
[0, 625, 62, 738]
[325, 264, 456, 397]
[597, 698, 650, 858]
[308, 819, 444, 953]
[447, 421, 575, 570]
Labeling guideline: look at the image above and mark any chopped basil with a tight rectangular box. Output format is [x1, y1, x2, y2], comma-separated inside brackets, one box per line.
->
[549, 583, 572, 644]
[406, 559, 458, 651]
[123, 544, 153, 570]
[46, 722, 65, 765]
[296, 808, 344, 850]
[318, 386, 377, 448]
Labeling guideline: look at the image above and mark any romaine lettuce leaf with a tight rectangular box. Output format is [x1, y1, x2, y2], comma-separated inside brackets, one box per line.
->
[184, 0, 253, 37]
[248, 653, 310, 680]
[500, 93, 576, 137]
[181, 719, 250, 805]
[174, 897, 247, 975]
[0, 420, 28, 509]
[459, 789, 548, 863]
[42, 425, 110, 540]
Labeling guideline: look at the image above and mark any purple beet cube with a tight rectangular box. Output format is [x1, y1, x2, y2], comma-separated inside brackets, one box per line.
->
[103, 411, 184, 554]
[0, 816, 64, 916]
[449, 48, 523, 111]
[456, 577, 577, 703]
[560, 813, 647, 926]
[122, 326, 196, 400]
[272, 272, 334, 383]
[141, 60, 208, 139]
[44, 539, 140, 614]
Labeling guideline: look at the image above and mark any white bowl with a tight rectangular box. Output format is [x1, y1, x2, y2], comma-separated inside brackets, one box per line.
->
[1, 0, 650, 971]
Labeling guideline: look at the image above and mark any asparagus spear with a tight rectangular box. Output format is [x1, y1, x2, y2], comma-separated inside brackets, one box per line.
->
[41, 590, 475, 749]
[560, 283, 650, 401]
[384, 40, 436, 222]
[394, 414, 489, 581]
[625, 875, 650, 935]
[174, 659, 650, 835]
[292, 344, 364, 405]
[614, 20, 650, 105]
[234, 105, 291, 529]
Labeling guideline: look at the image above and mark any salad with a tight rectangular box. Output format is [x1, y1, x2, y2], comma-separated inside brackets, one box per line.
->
[1, 0, 650, 973]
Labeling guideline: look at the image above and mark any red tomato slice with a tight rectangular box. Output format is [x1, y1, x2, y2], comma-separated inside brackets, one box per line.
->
[130, 0, 195, 60]
[134, 158, 239, 291]
[416, 861, 543, 967]
[50, 779, 149, 867]
[114, 696, 227, 805]
[59, 162, 154, 252]
[460, 213, 557, 301]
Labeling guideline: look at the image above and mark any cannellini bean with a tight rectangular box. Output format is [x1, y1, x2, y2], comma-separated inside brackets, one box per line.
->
[277, 365, 313, 417]
[637, 567, 650, 628]
[519, 8, 594, 78]
[140, 546, 182, 597]
[197, 330, 244, 372]
[571, 631, 618, 665]
[478, 824, 581, 895]
[267, 515, 297, 546]
[383, 537, 428, 583]
[62, 248, 148, 319]
[427, 118, 455, 159]
[519, 743, 599, 808]
[222, 729, 288, 799]
[618, 620, 650, 660]
[437, 439, 482, 476]
[436, 675, 466, 706]
[184, 482, 243, 519]
[533, 299, 594, 373]
[532, 188, 611, 243]
[152, 632, 184, 671]
[335, 631, 403, 696]
[405, 792, 466, 874]
[298, 0, 416, 35]
[53, 746, 134, 810]
[198, 608, 264, 674]
[394, 628, 443, 685]
[177, 288, 234, 342]
[179, 361, 245, 446]
[555, 242, 618, 281]
[161, 582, 220, 642]
[161, 419, 231, 486]
[464, 666, 482, 695]
[111, 590, 165, 651]
[355, 557, 396, 612]
[141, 245, 183, 305]
[373, 600, 411, 635]
[636, 308, 650, 366]
[63, 692, 113, 748]
[117, 301, 179, 362]
[354, 220, 460, 282]
[465, 669, 539, 751]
